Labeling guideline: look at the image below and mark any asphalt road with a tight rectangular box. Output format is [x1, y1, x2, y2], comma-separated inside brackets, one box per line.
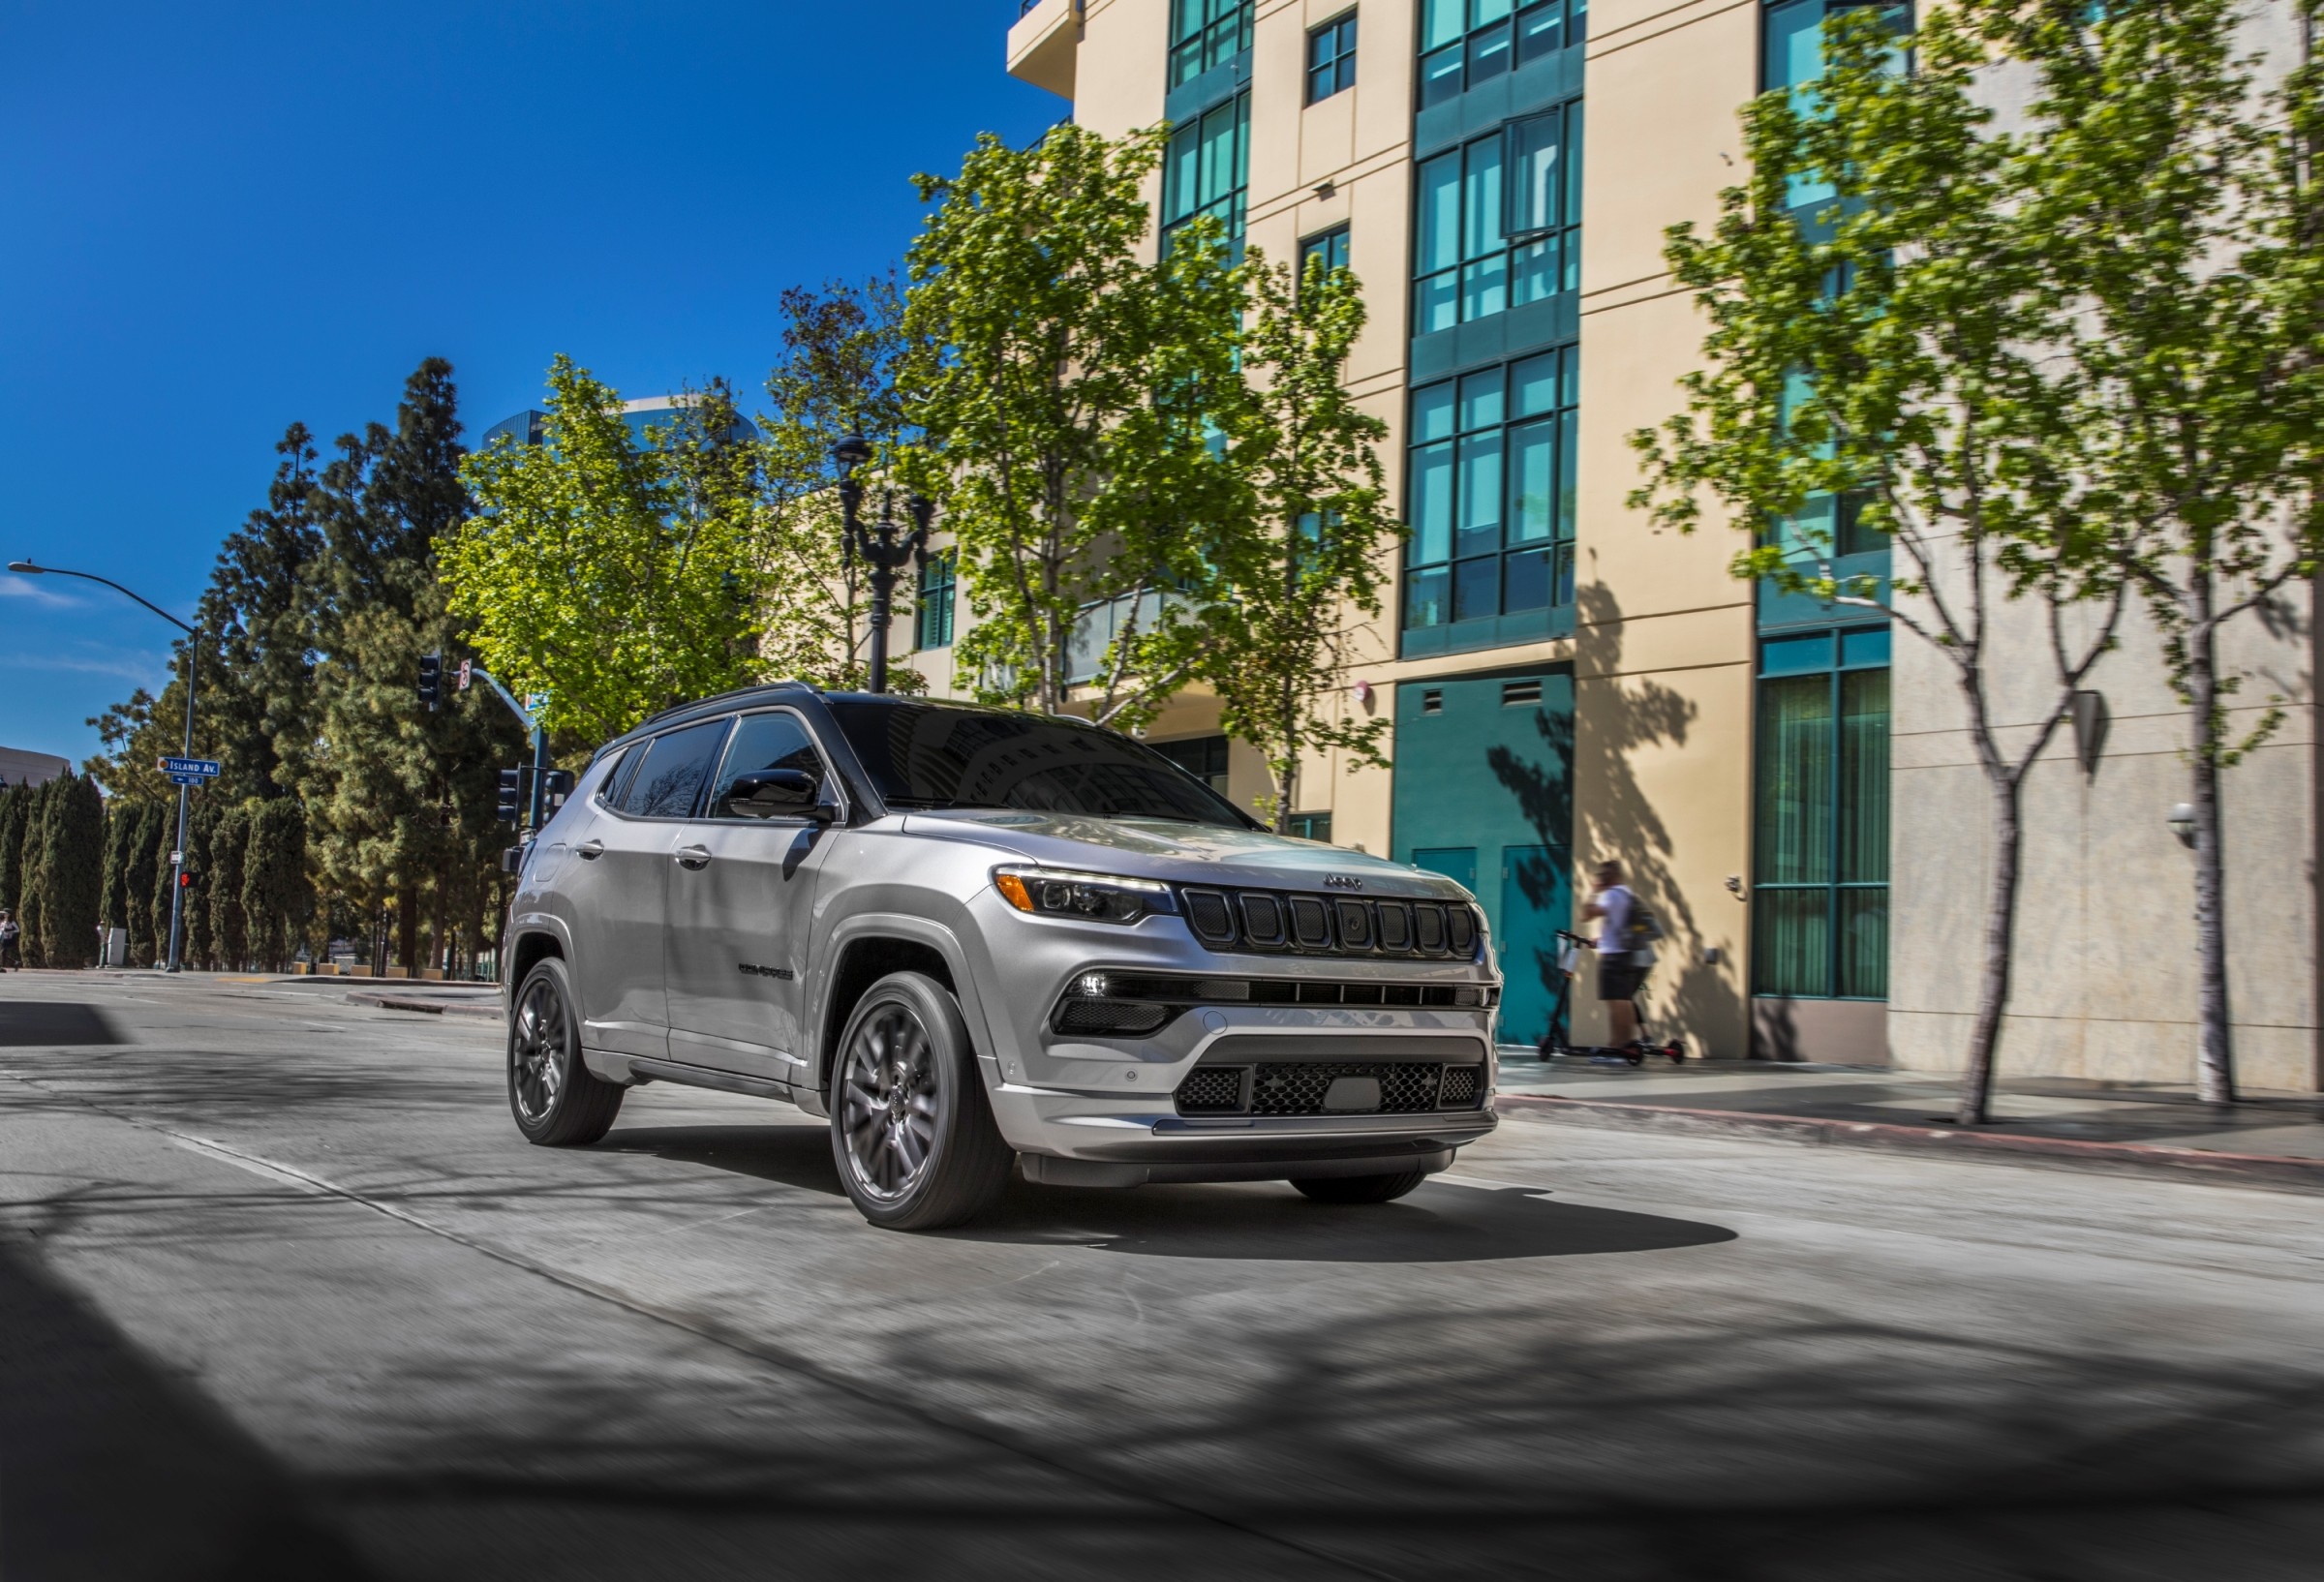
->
[0, 974, 2317, 1582]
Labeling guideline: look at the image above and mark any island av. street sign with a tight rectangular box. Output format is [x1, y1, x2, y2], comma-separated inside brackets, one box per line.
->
[158, 755, 221, 787]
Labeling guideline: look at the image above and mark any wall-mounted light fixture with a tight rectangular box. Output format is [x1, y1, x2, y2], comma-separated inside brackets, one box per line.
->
[2167, 804, 2197, 846]
[2070, 689, 2109, 776]
[1312, 178, 1336, 200]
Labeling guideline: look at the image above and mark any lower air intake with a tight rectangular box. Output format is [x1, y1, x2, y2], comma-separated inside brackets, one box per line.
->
[1175, 1066, 1248, 1112]
[1438, 1065, 1483, 1109]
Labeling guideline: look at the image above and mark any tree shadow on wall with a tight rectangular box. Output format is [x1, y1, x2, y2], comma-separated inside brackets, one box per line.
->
[1554, 581, 1736, 1054]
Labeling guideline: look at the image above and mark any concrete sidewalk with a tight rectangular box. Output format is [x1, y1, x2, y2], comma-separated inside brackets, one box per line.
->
[1493, 1050, 2324, 1190]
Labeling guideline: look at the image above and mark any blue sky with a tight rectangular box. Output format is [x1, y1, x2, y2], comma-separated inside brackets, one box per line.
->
[0, 1, 1060, 767]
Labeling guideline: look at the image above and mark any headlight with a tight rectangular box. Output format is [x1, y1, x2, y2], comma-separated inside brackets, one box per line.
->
[993, 867, 1176, 926]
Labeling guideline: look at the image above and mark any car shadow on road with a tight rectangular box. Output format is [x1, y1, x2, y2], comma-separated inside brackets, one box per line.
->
[597, 1124, 1735, 1263]
[0, 1001, 126, 1046]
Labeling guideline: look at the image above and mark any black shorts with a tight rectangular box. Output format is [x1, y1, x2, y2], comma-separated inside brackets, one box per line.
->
[1598, 958, 1647, 1001]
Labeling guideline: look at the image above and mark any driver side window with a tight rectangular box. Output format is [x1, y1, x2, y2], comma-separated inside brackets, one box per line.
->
[710, 712, 825, 817]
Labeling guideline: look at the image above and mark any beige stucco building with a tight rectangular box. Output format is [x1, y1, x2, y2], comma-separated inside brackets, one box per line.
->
[931, 0, 2322, 1094]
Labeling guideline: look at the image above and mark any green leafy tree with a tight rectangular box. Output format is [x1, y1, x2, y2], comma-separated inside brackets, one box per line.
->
[901, 124, 1246, 727]
[1630, 7, 2134, 1124]
[1204, 252, 1399, 831]
[1954, 0, 2324, 1102]
[182, 802, 217, 968]
[14, 780, 53, 966]
[0, 781, 27, 916]
[98, 797, 136, 946]
[124, 803, 166, 966]
[449, 355, 767, 743]
[307, 358, 523, 971]
[146, 802, 176, 965]
[34, 776, 105, 969]
[753, 278, 926, 689]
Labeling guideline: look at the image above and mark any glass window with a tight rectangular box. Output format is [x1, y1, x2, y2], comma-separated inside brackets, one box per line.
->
[916, 548, 957, 650]
[1300, 225, 1352, 287]
[1413, 106, 1582, 334]
[1151, 734, 1231, 793]
[1287, 811, 1335, 843]
[1419, 0, 1585, 107]
[1306, 12, 1359, 103]
[1752, 632, 1888, 999]
[826, 700, 1251, 827]
[1172, 0, 1254, 87]
[1162, 92, 1251, 254]
[710, 712, 825, 816]
[1403, 348, 1580, 633]
[620, 718, 733, 819]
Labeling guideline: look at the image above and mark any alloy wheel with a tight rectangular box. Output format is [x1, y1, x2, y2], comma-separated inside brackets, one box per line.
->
[839, 1002, 939, 1202]
[511, 977, 567, 1123]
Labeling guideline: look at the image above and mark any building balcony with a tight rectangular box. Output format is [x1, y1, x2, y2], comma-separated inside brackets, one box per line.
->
[1007, 0, 1080, 101]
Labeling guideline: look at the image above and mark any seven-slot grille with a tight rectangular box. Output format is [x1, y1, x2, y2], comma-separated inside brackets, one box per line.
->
[1180, 886, 1482, 961]
[1174, 1061, 1489, 1116]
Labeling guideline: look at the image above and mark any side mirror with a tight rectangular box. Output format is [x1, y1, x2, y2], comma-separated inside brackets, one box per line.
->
[724, 769, 829, 822]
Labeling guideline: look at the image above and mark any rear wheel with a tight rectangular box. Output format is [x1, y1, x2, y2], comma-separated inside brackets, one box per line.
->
[1291, 1168, 1432, 1204]
[830, 971, 1013, 1232]
[507, 958, 624, 1145]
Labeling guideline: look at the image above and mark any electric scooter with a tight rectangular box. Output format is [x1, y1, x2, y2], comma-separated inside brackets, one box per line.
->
[1534, 928, 1688, 1066]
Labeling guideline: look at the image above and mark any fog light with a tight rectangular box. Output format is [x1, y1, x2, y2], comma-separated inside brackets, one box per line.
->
[1076, 972, 1109, 998]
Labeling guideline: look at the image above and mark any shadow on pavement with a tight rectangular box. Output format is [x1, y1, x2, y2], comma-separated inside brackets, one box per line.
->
[0, 1233, 373, 1581]
[598, 1124, 1737, 1263]
[0, 1002, 126, 1047]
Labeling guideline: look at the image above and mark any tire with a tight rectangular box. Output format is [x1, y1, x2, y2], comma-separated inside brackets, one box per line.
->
[507, 957, 625, 1146]
[1291, 1167, 1432, 1204]
[829, 971, 1013, 1232]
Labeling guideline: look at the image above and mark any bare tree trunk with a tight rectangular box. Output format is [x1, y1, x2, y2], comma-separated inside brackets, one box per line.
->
[2186, 604, 2236, 1104]
[1956, 773, 2023, 1126]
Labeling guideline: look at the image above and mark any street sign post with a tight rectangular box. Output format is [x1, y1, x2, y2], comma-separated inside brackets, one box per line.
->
[158, 756, 221, 781]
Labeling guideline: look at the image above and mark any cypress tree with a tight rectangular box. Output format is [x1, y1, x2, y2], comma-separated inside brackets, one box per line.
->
[0, 780, 22, 915]
[209, 807, 250, 971]
[147, 807, 178, 966]
[99, 801, 134, 939]
[15, 780, 53, 967]
[36, 776, 105, 969]
[124, 803, 164, 966]
[243, 800, 310, 973]
[183, 801, 216, 968]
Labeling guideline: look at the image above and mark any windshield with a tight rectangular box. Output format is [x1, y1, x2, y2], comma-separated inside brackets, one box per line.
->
[826, 700, 1254, 829]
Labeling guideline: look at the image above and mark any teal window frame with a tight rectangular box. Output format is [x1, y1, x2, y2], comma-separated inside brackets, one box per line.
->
[1162, 91, 1251, 253]
[1287, 811, 1335, 843]
[1413, 104, 1582, 335]
[1419, 0, 1587, 108]
[1307, 11, 1360, 102]
[1172, 0, 1254, 87]
[1752, 626, 1890, 1000]
[915, 549, 957, 651]
[1402, 346, 1579, 634]
[1151, 734, 1230, 794]
[1300, 224, 1351, 285]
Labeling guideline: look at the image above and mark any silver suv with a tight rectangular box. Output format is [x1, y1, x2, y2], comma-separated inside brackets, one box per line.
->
[503, 685, 1500, 1231]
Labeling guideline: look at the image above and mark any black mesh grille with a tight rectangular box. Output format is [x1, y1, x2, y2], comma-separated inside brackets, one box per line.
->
[1439, 1065, 1483, 1109]
[1176, 1066, 1247, 1112]
[1185, 890, 1237, 944]
[1178, 887, 1483, 962]
[1055, 999, 1171, 1035]
[1248, 1061, 1445, 1116]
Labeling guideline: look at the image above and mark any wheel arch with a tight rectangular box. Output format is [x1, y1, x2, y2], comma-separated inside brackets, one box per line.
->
[812, 918, 983, 1102]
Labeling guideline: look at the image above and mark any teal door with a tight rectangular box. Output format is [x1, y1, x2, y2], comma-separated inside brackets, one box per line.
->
[1499, 844, 1571, 1046]
[1392, 671, 1575, 1048]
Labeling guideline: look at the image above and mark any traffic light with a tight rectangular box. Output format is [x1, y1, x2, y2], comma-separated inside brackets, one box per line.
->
[417, 653, 443, 711]
[539, 769, 575, 815]
[496, 769, 524, 823]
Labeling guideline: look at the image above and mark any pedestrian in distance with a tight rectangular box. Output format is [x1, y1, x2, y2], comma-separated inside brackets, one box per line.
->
[0, 908, 19, 972]
[1582, 860, 1650, 1056]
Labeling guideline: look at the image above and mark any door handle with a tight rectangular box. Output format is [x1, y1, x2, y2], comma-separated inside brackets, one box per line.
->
[674, 844, 713, 870]
[575, 839, 604, 861]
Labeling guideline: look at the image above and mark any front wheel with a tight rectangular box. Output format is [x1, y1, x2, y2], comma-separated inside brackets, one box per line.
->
[830, 971, 1013, 1232]
[507, 958, 625, 1145]
[1291, 1168, 1432, 1204]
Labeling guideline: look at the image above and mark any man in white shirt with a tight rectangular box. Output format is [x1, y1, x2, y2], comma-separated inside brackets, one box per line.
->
[1580, 861, 1644, 1051]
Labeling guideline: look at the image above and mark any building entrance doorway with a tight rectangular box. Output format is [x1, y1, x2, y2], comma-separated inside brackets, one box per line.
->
[1391, 669, 1575, 1048]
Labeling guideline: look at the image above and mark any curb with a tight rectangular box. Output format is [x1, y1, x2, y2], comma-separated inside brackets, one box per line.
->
[1495, 1093, 2324, 1193]
[346, 990, 501, 1021]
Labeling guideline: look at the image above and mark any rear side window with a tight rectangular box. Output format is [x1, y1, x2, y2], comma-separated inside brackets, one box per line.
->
[619, 718, 733, 818]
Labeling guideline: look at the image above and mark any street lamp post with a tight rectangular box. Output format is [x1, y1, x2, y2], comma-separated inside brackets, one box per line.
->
[831, 437, 933, 695]
[9, 560, 201, 972]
